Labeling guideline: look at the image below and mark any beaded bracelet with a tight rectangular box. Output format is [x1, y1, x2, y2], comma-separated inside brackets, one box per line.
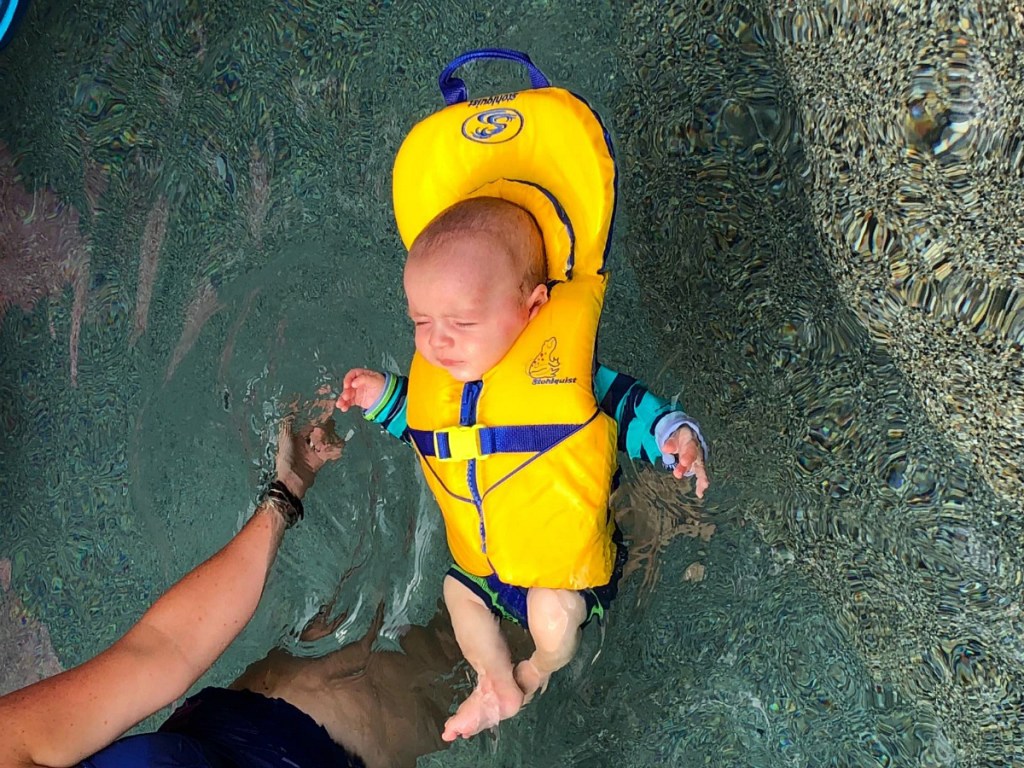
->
[261, 480, 304, 529]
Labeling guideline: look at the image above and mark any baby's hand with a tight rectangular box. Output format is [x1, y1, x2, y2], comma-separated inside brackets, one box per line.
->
[661, 426, 710, 498]
[336, 368, 386, 413]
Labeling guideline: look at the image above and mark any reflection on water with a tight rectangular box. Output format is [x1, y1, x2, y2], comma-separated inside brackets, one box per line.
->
[0, 0, 1022, 765]
[771, 3, 1024, 504]
[617, 1, 1023, 765]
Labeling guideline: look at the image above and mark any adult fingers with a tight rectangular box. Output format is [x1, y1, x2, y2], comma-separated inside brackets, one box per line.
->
[277, 414, 297, 445]
[310, 424, 345, 461]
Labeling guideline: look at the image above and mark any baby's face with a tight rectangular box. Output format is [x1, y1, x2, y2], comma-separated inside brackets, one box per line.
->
[404, 231, 537, 382]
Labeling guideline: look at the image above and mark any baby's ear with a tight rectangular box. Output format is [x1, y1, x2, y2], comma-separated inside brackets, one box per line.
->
[526, 283, 549, 320]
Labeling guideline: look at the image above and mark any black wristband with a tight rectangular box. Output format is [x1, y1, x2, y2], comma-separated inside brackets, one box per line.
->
[262, 480, 304, 528]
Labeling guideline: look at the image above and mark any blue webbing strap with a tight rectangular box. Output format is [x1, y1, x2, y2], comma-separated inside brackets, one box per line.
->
[438, 48, 551, 106]
[409, 424, 579, 459]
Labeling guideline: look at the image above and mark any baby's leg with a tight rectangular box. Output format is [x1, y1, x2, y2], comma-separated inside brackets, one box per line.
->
[515, 588, 587, 703]
[441, 575, 525, 741]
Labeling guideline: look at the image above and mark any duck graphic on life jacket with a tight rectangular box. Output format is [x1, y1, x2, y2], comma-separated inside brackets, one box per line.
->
[528, 337, 560, 379]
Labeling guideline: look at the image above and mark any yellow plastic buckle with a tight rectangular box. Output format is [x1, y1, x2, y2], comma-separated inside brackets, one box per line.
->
[435, 425, 485, 461]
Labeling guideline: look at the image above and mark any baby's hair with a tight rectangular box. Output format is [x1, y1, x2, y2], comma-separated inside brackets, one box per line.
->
[410, 197, 547, 297]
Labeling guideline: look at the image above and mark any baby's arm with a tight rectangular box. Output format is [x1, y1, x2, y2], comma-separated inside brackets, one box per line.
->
[337, 368, 410, 443]
[594, 364, 710, 497]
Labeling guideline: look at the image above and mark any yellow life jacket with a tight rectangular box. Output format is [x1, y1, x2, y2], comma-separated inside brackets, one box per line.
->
[392, 50, 618, 589]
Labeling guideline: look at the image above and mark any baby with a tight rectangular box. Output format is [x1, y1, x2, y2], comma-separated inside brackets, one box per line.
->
[338, 197, 708, 741]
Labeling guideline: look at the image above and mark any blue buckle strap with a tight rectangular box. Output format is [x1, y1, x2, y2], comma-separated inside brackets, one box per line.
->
[438, 48, 551, 106]
[409, 423, 579, 461]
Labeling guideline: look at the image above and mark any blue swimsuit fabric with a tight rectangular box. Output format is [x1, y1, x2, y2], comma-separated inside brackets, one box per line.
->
[79, 687, 365, 768]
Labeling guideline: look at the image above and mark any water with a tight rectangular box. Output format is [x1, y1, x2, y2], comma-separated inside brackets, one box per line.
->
[1, 1, 1022, 766]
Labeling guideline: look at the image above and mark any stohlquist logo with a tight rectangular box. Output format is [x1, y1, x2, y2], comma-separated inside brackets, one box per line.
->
[461, 108, 524, 144]
[527, 337, 576, 385]
[532, 376, 577, 385]
[468, 93, 518, 108]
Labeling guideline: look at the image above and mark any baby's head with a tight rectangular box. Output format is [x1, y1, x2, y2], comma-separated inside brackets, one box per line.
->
[404, 197, 548, 382]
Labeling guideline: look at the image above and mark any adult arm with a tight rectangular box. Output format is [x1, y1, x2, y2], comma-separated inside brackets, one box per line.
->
[0, 421, 341, 768]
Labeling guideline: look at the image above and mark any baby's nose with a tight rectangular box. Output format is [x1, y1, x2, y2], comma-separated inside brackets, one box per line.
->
[429, 326, 452, 349]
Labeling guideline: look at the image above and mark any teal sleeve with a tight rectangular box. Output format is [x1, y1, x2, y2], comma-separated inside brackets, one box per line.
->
[594, 363, 708, 467]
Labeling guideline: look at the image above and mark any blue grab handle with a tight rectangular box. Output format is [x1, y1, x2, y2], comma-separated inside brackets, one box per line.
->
[438, 48, 551, 106]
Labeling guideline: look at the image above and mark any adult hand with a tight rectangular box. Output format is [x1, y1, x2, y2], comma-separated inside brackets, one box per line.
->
[661, 426, 710, 498]
[0, 414, 346, 768]
[336, 368, 386, 413]
[274, 417, 344, 500]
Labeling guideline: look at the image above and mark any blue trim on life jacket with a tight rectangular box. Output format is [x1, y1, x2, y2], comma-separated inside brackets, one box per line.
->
[570, 91, 617, 274]
[503, 178, 577, 279]
[460, 381, 486, 554]
[459, 380, 482, 427]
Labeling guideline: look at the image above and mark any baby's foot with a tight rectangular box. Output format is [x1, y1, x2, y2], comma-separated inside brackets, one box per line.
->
[513, 659, 550, 705]
[441, 673, 524, 742]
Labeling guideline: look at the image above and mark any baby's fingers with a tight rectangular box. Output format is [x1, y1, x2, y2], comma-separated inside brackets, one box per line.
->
[690, 458, 710, 498]
[663, 429, 697, 463]
[338, 369, 377, 412]
[335, 382, 361, 412]
[342, 367, 370, 388]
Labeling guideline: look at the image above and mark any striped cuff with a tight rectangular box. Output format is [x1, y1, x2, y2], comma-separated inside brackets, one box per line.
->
[363, 372, 398, 423]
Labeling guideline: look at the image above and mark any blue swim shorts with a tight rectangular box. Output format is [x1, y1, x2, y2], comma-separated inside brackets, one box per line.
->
[80, 686, 364, 767]
[447, 527, 628, 630]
